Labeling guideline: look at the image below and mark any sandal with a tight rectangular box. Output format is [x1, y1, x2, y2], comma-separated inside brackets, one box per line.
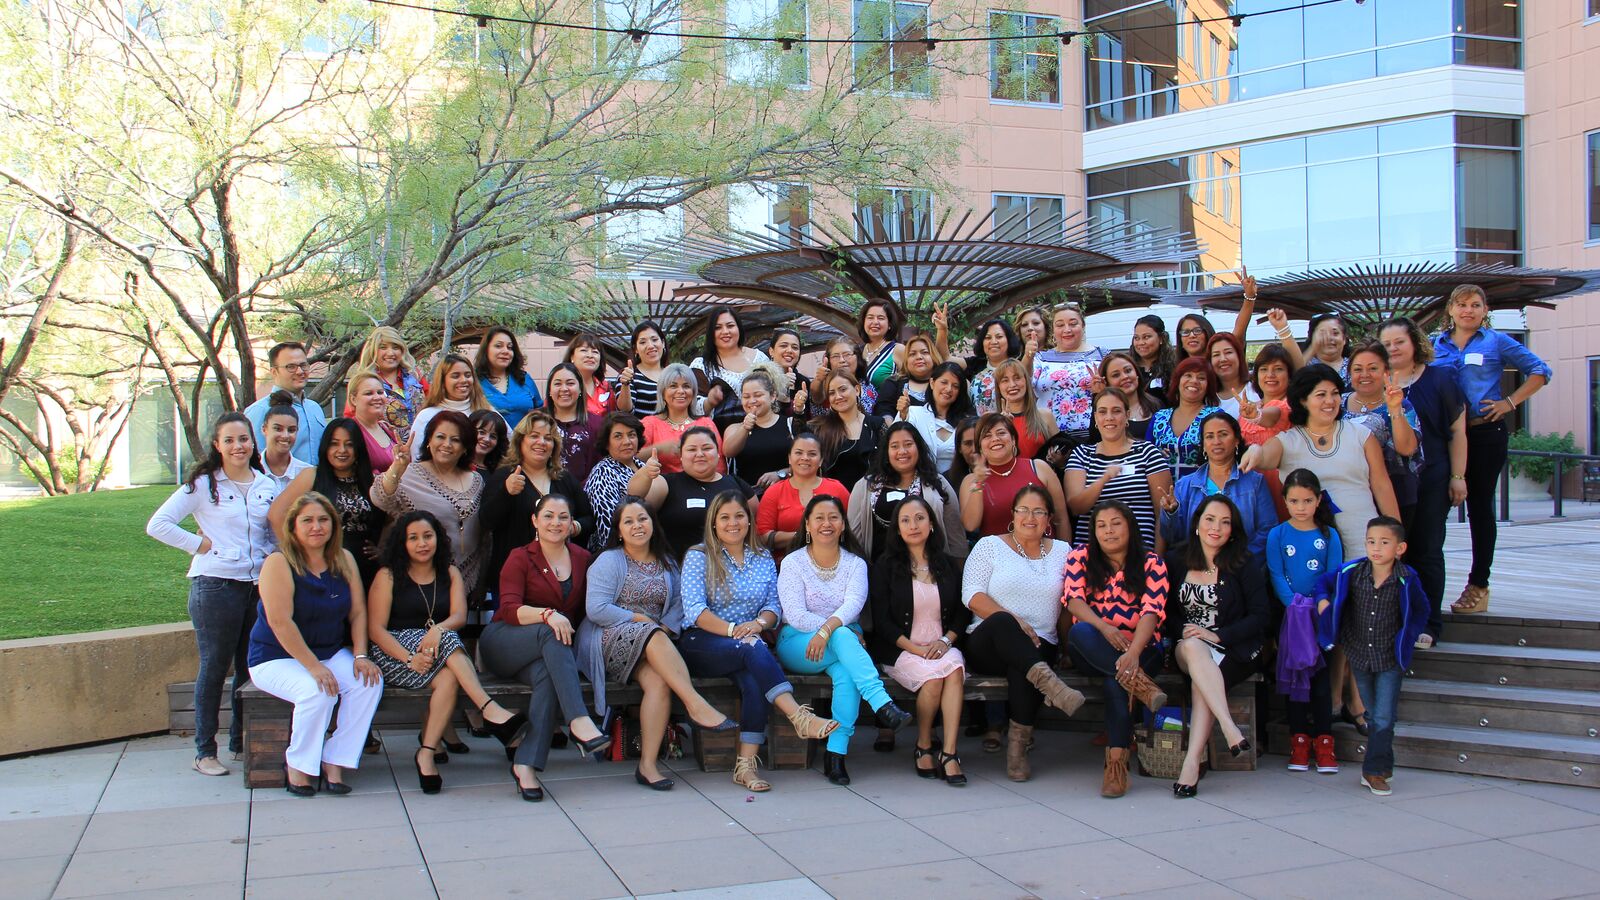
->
[1414, 633, 1436, 650]
[1451, 585, 1489, 615]
[913, 745, 938, 778]
[982, 730, 1002, 753]
[937, 750, 967, 787]
[733, 756, 771, 793]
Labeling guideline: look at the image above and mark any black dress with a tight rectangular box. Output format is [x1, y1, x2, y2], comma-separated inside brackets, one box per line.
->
[820, 416, 886, 492]
[658, 472, 754, 561]
[733, 416, 796, 485]
[481, 466, 597, 582]
[324, 474, 385, 587]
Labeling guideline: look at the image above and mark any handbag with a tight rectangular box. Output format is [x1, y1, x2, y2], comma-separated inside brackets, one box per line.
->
[1134, 704, 1190, 780]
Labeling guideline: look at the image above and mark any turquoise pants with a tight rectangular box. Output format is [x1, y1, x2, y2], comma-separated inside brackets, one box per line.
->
[776, 624, 892, 755]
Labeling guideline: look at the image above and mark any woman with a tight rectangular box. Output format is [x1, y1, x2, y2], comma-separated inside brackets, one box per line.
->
[259, 392, 313, 488]
[722, 366, 795, 485]
[475, 326, 542, 424]
[903, 361, 973, 473]
[692, 306, 770, 429]
[564, 333, 615, 417]
[630, 426, 757, 562]
[1432, 284, 1550, 615]
[366, 511, 528, 793]
[248, 492, 383, 795]
[1239, 343, 1295, 447]
[583, 498, 738, 790]
[849, 421, 967, 564]
[945, 416, 981, 488]
[1014, 306, 1048, 359]
[680, 492, 842, 791]
[1207, 332, 1252, 419]
[1098, 351, 1164, 440]
[371, 410, 488, 592]
[1160, 411, 1279, 559]
[616, 320, 670, 416]
[482, 411, 595, 582]
[480, 495, 613, 801]
[470, 409, 509, 472]
[871, 496, 971, 786]
[959, 413, 1068, 540]
[967, 319, 1022, 416]
[776, 495, 911, 785]
[765, 326, 806, 404]
[410, 354, 492, 460]
[1302, 313, 1352, 383]
[351, 326, 428, 438]
[347, 372, 399, 473]
[1343, 343, 1422, 522]
[642, 362, 721, 474]
[995, 358, 1058, 460]
[811, 369, 887, 491]
[1062, 501, 1171, 798]
[858, 298, 906, 395]
[756, 433, 851, 558]
[1130, 314, 1176, 391]
[1173, 313, 1215, 363]
[1065, 389, 1172, 548]
[961, 486, 1082, 782]
[1164, 494, 1270, 797]
[1148, 357, 1222, 479]
[1242, 366, 1399, 557]
[874, 331, 940, 417]
[147, 413, 277, 777]
[546, 362, 604, 482]
[811, 336, 877, 416]
[271, 419, 387, 587]
[1032, 304, 1105, 441]
[1380, 316, 1467, 646]
[583, 412, 647, 550]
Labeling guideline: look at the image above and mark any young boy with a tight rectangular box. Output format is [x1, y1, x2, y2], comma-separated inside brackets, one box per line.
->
[1315, 516, 1429, 796]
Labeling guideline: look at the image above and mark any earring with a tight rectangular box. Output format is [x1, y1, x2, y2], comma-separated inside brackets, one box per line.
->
[1007, 521, 1015, 534]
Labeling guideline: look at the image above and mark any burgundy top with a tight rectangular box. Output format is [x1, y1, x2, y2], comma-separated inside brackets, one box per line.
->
[495, 541, 591, 625]
[977, 456, 1046, 538]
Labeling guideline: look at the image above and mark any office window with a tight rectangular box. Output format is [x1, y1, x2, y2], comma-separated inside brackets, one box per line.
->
[446, 12, 524, 67]
[597, 0, 681, 79]
[302, 13, 379, 54]
[993, 193, 1064, 240]
[856, 187, 932, 241]
[603, 179, 684, 271]
[990, 12, 1060, 104]
[730, 182, 811, 241]
[1589, 130, 1600, 242]
[1589, 359, 1600, 455]
[1591, 0, 1600, 20]
[853, 0, 930, 95]
[728, 0, 809, 85]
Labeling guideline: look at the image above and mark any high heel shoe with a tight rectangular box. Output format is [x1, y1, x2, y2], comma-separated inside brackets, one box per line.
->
[873, 701, 912, 731]
[1229, 738, 1253, 758]
[937, 751, 967, 787]
[415, 746, 443, 795]
[283, 767, 315, 798]
[913, 745, 938, 778]
[509, 765, 543, 802]
[1173, 781, 1198, 798]
[823, 751, 851, 786]
[479, 699, 530, 748]
[420, 734, 448, 765]
[318, 773, 353, 795]
[441, 737, 470, 755]
[575, 732, 613, 757]
[635, 768, 675, 791]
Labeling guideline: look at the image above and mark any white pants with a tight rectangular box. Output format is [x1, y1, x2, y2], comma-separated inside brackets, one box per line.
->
[249, 649, 384, 777]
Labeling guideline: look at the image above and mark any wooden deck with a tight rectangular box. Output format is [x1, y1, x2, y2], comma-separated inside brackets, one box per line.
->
[1443, 516, 1600, 622]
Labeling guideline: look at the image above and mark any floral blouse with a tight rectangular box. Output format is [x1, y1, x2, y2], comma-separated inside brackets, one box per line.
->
[1148, 405, 1221, 476]
[970, 365, 998, 416]
[1032, 347, 1106, 435]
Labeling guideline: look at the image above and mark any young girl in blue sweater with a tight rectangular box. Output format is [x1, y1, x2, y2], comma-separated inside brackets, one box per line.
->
[1266, 469, 1343, 774]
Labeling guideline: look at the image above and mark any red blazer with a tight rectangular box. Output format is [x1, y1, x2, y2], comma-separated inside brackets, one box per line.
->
[495, 541, 591, 625]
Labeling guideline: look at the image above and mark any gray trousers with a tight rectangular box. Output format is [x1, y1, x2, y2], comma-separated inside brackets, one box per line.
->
[479, 621, 591, 770]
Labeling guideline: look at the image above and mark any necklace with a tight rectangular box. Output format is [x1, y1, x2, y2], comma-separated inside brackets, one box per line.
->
[988, 456, 1019, 479]
[809, 548, 840, 580]
[415, 577, 440, 630]
[1008, 535, 1049, 571]
[1305, 423, 1338, 450]
[663, 414, 692, 428]
[1349, 394, 1383, 413]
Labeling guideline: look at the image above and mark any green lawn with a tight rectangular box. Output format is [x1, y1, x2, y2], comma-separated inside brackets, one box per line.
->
[0, 486, 194, 640]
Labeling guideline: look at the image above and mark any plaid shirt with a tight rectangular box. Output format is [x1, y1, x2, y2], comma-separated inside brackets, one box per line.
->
[1339, 560, 1402, 671]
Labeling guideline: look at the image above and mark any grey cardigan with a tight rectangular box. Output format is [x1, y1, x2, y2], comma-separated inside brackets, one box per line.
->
[578, 547, 684, 718]
[847, 474, 968, 561]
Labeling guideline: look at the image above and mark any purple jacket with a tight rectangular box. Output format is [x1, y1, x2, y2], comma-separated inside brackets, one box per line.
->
[1276, 594, 1323, 702]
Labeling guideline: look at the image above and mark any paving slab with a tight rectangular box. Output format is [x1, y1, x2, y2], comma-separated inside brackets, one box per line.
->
[246, 824, 424, 878]
[814, 857, 1040, 899]
[246, 863, 433, 899]
[1372, 838, 1600, 900]
[759, 818, 964, 878]
[905, 801, 1107, 856]
[53, 839, 246, 898]
[1125, 819, 1349, 881]
[602, 833, 801, 895]
[1226, 859, 1458, 900]
[8, 852, 71, 900]
[1389, 786, 1600, 838]
[1257, 801, 1480, 858]
[976, 837, 1207, 898]
[77, 802, 247, 852]
[0, 813, 88, 860]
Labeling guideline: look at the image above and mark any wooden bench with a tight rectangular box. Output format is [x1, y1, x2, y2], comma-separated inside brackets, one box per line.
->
[233, 668, 1257, 787]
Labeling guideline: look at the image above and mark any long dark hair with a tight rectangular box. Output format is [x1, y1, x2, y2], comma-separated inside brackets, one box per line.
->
[311, 418, 375, 501]
[1282, 468, 1337, 538]
[1184, 494, 1249, 574]
[868, 420, 947, 501]
[606, 496, 677, 567]
[944, 416, 980, 486]
[379, 510, 454, 592]
[184, 411, 263, 503]
[469, 408, 509, 470]
[473, 326, 527, 382]
[419, 409, 476, 472]
[882, 495, 956, 583]
[700, 306, 745, 380]
[1249, 342, 1297, 397]
[563, 332, 609, 383]
[1286, 364, 1344, 427]
[856, 298, 905, 344]
[1302, 313, 1352, 359]
[796, 493, 865, 557]
[545, 361, 588, 418]
[1084, 500, 1148, 600]
[1098, 350, 1163, 416]
[925, 361, 975, 423]
[967, 319, 1021, 377]
[1173, 313, 1216, 362]
[631, 319, 668, 367]
[1130, 314, 1176, 383]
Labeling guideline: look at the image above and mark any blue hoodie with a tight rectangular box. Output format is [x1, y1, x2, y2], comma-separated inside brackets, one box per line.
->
[1315, 558, 1430, 670]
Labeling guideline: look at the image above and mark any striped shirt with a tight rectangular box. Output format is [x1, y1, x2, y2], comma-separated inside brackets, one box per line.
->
[1061, 546, 1169, 639]
[1065, 441, 1166, 546]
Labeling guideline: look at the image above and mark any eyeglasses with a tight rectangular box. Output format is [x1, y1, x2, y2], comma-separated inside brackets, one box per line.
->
[275, 363, 310, 373]
[1177, 327, 1207, 338]
[1014, 508, 1051, 519]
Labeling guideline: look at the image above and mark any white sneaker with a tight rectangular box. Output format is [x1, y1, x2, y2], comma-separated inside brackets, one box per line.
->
[193, 756, 229, 777]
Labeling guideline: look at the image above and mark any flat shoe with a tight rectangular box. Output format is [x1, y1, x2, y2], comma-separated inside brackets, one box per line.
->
[635, 768, 674, 791]
[1173, 782, 1198, 799]
[193, 756, 228, 777]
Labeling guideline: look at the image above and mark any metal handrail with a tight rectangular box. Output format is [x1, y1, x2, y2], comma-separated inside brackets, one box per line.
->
[1495, 449, 1600, 521]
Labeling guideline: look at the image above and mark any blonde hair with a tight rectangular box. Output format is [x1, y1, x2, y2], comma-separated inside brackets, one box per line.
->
[739, 361, 788, 403]
[994, 358, 1056, 442]
[503, 410, 565, 479]
[690, 491, 769, 607]
[356, 327, 419, 376]
[344, 369, 385, 413]
[904, 331, 945, 366]
[278, 492, 356, 582]
[1445, 284, 1488, 333]
[422, 353, 491, 413]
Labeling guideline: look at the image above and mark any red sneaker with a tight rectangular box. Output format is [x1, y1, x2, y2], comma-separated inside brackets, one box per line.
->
[1314, 735, 1340, 774]
[1287, 733, 1311, 771]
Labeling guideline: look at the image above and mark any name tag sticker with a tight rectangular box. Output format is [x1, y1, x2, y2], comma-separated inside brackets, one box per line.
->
[1464, 352, 1485, 366]
[1121, 464, 1137, 478]
[686, 498, 706, 509]
[885, 490, 907, 502]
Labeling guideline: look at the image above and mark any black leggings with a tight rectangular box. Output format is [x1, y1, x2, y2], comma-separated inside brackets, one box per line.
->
[1404, 467, 1451, 637]
[1286, 665, 1333, 737]
[962, 614, 1058, 727]
[1464, 421, 1507, 588]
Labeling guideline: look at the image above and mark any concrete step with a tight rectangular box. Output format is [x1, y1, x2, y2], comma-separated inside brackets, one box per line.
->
[1399, 678, 1600, 738]
[1440, 613, 1600, 651]
[1267, 720, 1600, 788]
[1408, 642, 1600, 691]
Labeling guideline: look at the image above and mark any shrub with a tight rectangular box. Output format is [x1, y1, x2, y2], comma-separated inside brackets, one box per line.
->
[1507, 430, 1579, 485]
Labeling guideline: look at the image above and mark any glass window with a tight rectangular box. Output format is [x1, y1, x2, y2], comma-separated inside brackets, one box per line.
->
[854, 0, 930, 95]
[1458, 148, 1519, 254]
[1588, 131, 1600, 242]
[597, 0, 681, 79]
[993, 194, 1064, 240]
[990, 12, 1060, 104]
[1379, 116, 1452, 153]
[1379, 148, 1455, 256]
[1307, 127, 1376, 163]
[1307, 157, 1379, 263]
[729, 182, 811, 241]
[1235, 0, 1304, 101]
[1241, 167, 1307, 268]
[446, 10, 524, 67]
[1302, 0, 1374, 88]
[1589, 358, 1600, 455]
[303, 13, 379, 55]
[1591, 0, 1600, 20]
[604, 179, 685, 268]
[728, 0, 808, 86]
[1457, 116, 1520, 148]
[1241, 137, 1306, 173]
[856, 187, 932, 241]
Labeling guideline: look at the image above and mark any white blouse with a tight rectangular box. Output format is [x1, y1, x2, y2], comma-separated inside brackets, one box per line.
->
[905, 404, 957, 473]
[960, 534, 1072, 644]
[777, 548, 869, 634]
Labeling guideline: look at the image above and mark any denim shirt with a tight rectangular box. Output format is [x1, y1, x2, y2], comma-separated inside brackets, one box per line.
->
[679, 545, 782, 630]
[1431, 327, 1552, 417]
[1159, 465, 1278, 559]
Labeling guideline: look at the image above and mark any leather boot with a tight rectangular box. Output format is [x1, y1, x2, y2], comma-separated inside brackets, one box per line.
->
[1115, 664, 1168, 711]
[1101, 747, 1129, 798]
[1026, 662, 1086, 716]
[1006, 721, 1033, 782]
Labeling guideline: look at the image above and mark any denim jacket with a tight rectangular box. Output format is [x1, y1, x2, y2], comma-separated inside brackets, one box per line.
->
[1159, 465, 1278, 559]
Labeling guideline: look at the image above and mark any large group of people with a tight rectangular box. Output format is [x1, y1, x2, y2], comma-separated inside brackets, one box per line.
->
[147, 283, 1548, 802]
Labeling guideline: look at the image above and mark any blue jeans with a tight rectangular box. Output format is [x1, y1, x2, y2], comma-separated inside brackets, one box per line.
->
[1351, 666, 1403, 776]
[188, 576, 258, 759]
[776, 624, 891, 755]
[678, 629, 794, 746]
[1065, 622, 1165, 749]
